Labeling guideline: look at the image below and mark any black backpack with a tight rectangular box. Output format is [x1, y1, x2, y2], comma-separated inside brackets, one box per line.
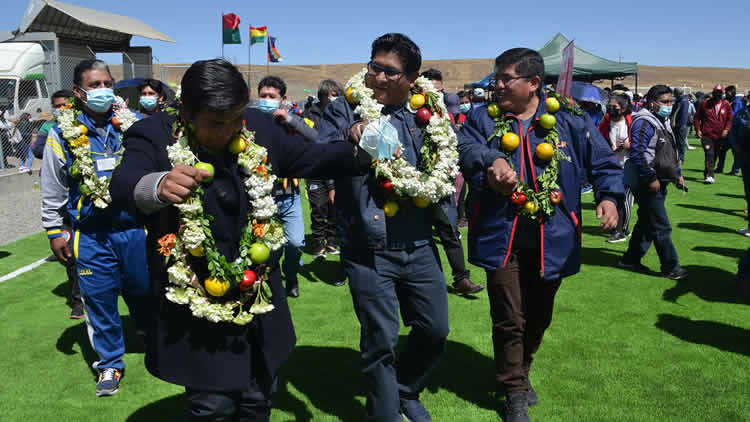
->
[636, 118, 680, 183]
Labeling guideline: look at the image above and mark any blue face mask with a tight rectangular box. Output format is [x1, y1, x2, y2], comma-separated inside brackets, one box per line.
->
[329, 96, 339, 103]
[657, 105, 672, 118]
[258, 99, 280, 113]
[139, 96, 158, 111]
[84, 87, 114, 113]
[459, 103, 471, 114]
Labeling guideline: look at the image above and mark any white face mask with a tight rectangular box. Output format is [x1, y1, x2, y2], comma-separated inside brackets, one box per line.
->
[329, 96, 339, 103]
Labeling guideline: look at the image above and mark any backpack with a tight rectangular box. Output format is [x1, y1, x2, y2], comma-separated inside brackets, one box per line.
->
[635, 117, 680, 183]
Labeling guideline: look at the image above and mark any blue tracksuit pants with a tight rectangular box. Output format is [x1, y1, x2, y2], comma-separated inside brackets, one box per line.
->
[74, 227, 149, 371]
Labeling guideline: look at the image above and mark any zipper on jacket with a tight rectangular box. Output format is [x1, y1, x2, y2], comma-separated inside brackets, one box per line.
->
[502, 116, 524, 268]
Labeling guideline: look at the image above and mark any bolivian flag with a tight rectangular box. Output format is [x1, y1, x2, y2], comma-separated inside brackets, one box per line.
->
[222, 13, 241, 44]
[250, 26, 267, 45]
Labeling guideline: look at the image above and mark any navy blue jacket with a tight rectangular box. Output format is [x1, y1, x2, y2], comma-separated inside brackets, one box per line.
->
[673, 95, 690, 128]
[317, 98, 457, 254]
[458, 92, 624, 279]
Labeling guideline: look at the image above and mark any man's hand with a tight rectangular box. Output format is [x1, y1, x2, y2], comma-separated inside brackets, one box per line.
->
[648, 179, 661, 193]
[50, 237, 71, 263]
[596, 200, 618, 231]
[157, 164, 210, 204]
[272, 108, 289, 123]
[721, 129, 729, 139]
[349, 121, 368, 144]
[487, 158, 517, 195]
[696, 131, 702, 139]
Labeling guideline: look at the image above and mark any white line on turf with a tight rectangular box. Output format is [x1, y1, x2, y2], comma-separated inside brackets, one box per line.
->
[0, 257, 49, 283]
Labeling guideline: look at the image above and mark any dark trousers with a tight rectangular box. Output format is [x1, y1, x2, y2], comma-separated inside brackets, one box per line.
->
[485, 251, 561, 393]
[676, 125, 688, 163]
[434, 218, 470, 283]
[456, 180, 468, 221]
[622, 185, 680, 273]
[743, 157, 750, 222]
[62, 218, 82, 309]
[307, 179, 336, 251]
[344, 244, 449, 422]
[702, 137, 717, 178]
[615, 186, 634, 235]
[715, 138, 734, 173]
[185, 379, 275, 421]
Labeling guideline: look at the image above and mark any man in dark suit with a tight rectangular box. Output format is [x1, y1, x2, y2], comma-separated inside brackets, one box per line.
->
[110, 59, 372, 421]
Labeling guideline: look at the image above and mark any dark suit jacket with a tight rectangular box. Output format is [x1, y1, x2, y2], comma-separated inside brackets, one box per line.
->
[110, 108, 365, 391]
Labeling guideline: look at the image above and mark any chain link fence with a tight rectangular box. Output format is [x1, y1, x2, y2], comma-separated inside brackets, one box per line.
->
[0, 77, 51, 173]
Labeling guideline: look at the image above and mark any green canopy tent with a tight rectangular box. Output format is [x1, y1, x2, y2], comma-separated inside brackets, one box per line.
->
[539, 33, 639, 90]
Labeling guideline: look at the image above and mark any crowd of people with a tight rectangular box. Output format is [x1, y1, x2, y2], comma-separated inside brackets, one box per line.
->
[27, 31, 750, 422]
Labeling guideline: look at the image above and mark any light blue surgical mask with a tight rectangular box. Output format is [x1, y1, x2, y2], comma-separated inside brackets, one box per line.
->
[258, 99, 280, 113]
[657, 105, 672, 118]
[329, 96, 339, 103]
[459, 103, 471, 114]
[84, 87, 114, 113]
[139, 96, 158, 111]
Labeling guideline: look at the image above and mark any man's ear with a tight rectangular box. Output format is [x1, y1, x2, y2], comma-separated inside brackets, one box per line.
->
[528, 75, 541, 93]
[73, 85, 85, 102]
[406, 71, 419, 88]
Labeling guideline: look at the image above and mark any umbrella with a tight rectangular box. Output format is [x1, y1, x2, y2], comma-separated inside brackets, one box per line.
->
[569, 81, 607, 105]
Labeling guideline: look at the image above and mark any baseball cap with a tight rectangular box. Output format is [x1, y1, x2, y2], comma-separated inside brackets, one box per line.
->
[443, 93, 460, 115]
[713, 84, 723, 92]
[473, 88, 485, 98]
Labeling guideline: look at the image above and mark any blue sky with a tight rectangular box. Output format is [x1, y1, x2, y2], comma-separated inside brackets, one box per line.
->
[2, 0, 749, 68]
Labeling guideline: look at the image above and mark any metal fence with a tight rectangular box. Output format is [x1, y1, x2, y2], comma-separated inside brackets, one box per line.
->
[0, 77, 51, 172]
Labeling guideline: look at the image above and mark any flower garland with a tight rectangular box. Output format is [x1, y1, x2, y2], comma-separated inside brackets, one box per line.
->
[159, 112, 285, 325]
[57, 97, 138, 208]
[486, 93, 577, 220]
[344, 67, 459, 209]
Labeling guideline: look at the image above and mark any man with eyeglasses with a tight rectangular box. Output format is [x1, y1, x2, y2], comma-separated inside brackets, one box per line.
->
[458, 48, 623, 422]
[318, 33, 454, 422]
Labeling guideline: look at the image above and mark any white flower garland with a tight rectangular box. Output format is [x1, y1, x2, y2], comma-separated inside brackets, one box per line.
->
[345, 68, 459, 203]
[57, 97, 138, 208]
[161, 127, 285, 325]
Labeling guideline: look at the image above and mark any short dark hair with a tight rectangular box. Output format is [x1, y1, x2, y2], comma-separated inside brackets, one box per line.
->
[420, 68, 442, 81]
[457, 90, 469, 99]
[51, 90, 72, 101]
[137, 78, 165, 97]
[317, 79, 344, 100]
[610, 93, 632, 115]
[180, 59, 249, 118]
[258, 75, 287, 97]
[726, 85, 737, 97]
[371, 33, 421, 74]
[494, 48, 545, 81]
[612, 84, 629, 92]
[73, 59, 112, 86]
[645, 84, 672, 105]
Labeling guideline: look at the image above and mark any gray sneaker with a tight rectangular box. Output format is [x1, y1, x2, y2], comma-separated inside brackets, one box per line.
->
[96, 368, 122, 397]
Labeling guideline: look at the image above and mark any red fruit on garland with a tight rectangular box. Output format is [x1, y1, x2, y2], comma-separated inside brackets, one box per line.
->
[549, 190, 562, 204]
[511, 191, 527, 205]
[379, 179, 394, 194]
[239, 270, 257, 291]
[416, 107, 432, 125]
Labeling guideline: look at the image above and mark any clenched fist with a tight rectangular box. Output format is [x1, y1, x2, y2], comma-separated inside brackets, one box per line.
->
[157, 164, 211, 204]
[487, 158, 518, 195]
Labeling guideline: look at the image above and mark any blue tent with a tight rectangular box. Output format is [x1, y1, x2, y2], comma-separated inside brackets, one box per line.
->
[466, 73, 492, 89]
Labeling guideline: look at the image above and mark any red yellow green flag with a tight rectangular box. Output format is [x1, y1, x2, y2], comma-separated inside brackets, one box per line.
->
[250, 26, 267, 45]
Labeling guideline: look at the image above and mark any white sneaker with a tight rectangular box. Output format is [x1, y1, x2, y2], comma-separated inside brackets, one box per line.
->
[704, 176, 715, 184]
[738, 228, 750, 237]
[687, 145, 696, 150]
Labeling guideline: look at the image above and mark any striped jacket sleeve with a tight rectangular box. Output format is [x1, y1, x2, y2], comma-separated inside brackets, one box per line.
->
[41, 129, 69, 238]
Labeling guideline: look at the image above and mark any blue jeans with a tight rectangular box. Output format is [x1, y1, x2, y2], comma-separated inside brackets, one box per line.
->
[343, 244, 450, 422]
[676, 125, 688, 163]
[275, 194, 304, 283]
[622, 185, 680, 273]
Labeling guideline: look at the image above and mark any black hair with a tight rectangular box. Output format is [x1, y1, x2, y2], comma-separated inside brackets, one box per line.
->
[612, 84, 629, 92]
[317, 79, 344, 100]
[137, 78, 165, 97]
[726, 85, 737, 97]
[370, 33, 422, 74]
[609, 93, 632, 115]
[457, 90, 469, 99]
[420, 68, 442, 81]
[51, 89, 72, 101]
[180, 59, 249, 118]
[73, 59, 112, 86]
[494, 48, 545, 81]
[258, 75, 287, 97]
[645, 84, 672, 106]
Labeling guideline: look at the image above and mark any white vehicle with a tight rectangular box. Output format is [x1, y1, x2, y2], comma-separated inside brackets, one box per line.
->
[0, 42, 51, 120]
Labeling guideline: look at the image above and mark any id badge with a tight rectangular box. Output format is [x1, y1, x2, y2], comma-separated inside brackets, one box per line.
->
[96, 157, 116, 172]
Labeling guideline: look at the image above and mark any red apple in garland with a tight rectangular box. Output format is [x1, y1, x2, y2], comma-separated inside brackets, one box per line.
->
[511, 191, 527, 205]
[549, 190, 562, 204]
[416, 107, 432, 125]
[379, 179, 395, 195]
[239, 270, 257, 291]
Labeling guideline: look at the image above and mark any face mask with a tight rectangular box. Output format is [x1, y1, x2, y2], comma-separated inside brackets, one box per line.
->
[84, 87, 114, 113]
[657, 105, 672, 118]
[712, 93, 722, 100]
[607, 106, 621, 118]
[459, 103, 471, 114]
[329, 96, 339, 103]
[139, 96, 158, 111]
[258, 98, 280, 113]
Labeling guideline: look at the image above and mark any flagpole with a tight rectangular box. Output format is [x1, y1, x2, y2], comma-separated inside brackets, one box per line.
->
[220, 11, 224, 58]
[266, 31, 270, 76]
[248, 34, 252, 87]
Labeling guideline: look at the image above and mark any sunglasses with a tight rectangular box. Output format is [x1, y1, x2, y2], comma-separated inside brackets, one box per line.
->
[366, 61, 405, 80]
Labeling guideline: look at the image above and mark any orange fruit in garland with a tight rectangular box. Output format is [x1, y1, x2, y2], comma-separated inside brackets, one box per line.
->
[111, 116, 121, 129]
[204, 277, 231, 297]
[536, 143, 554, 161]
[77, 124, 88, 136]
[228, 135, 247, 154]
[384, 201, 399, 217]
[409, 93, 426, 110]
[413, 197, 430, 208]
[524, 201, 539, 214]
[487, 103, 501, 118]
[501, 132, 520, 152]
[189, 245, 205, 257]
[346, 87, 356, 105]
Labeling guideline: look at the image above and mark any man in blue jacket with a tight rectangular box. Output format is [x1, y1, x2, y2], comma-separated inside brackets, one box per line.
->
[671, 87, 690, 163]
[318, 33, 453, 422]
[731, 102, 750, 235]
[458, 48, 623, 422]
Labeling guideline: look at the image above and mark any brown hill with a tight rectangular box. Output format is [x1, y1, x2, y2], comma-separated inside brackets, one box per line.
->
[112, 60, 750, 99]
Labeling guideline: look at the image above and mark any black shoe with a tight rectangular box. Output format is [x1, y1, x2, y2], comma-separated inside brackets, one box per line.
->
[503, 392, 531, 422]
[286, 282, 299, 298]
[527, 381, 538, 407]
[617, 259, 650, 273]
[606, 232, 627, 243]
[663, 267, 689, 280]
[70, 303, 84, 320]
[452, 278, 485, 295]
[326, 244, 340, 255]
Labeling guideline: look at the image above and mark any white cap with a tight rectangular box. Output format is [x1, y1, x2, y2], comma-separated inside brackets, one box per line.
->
[473, 88, 485, 98]
[624, 91, 633, 101]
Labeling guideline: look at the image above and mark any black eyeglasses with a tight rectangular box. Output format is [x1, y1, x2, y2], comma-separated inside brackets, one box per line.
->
[494, 74, 532, 86]
[366, 61, 405, 80]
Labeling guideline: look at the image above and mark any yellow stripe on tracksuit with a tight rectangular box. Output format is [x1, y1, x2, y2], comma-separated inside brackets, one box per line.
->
[47, 229, 61, 235]
[74, 229, 80, 259]
[46, 136, 65, 159]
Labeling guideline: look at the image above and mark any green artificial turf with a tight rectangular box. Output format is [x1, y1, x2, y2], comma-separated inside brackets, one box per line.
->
[1, 136, 749, 421]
